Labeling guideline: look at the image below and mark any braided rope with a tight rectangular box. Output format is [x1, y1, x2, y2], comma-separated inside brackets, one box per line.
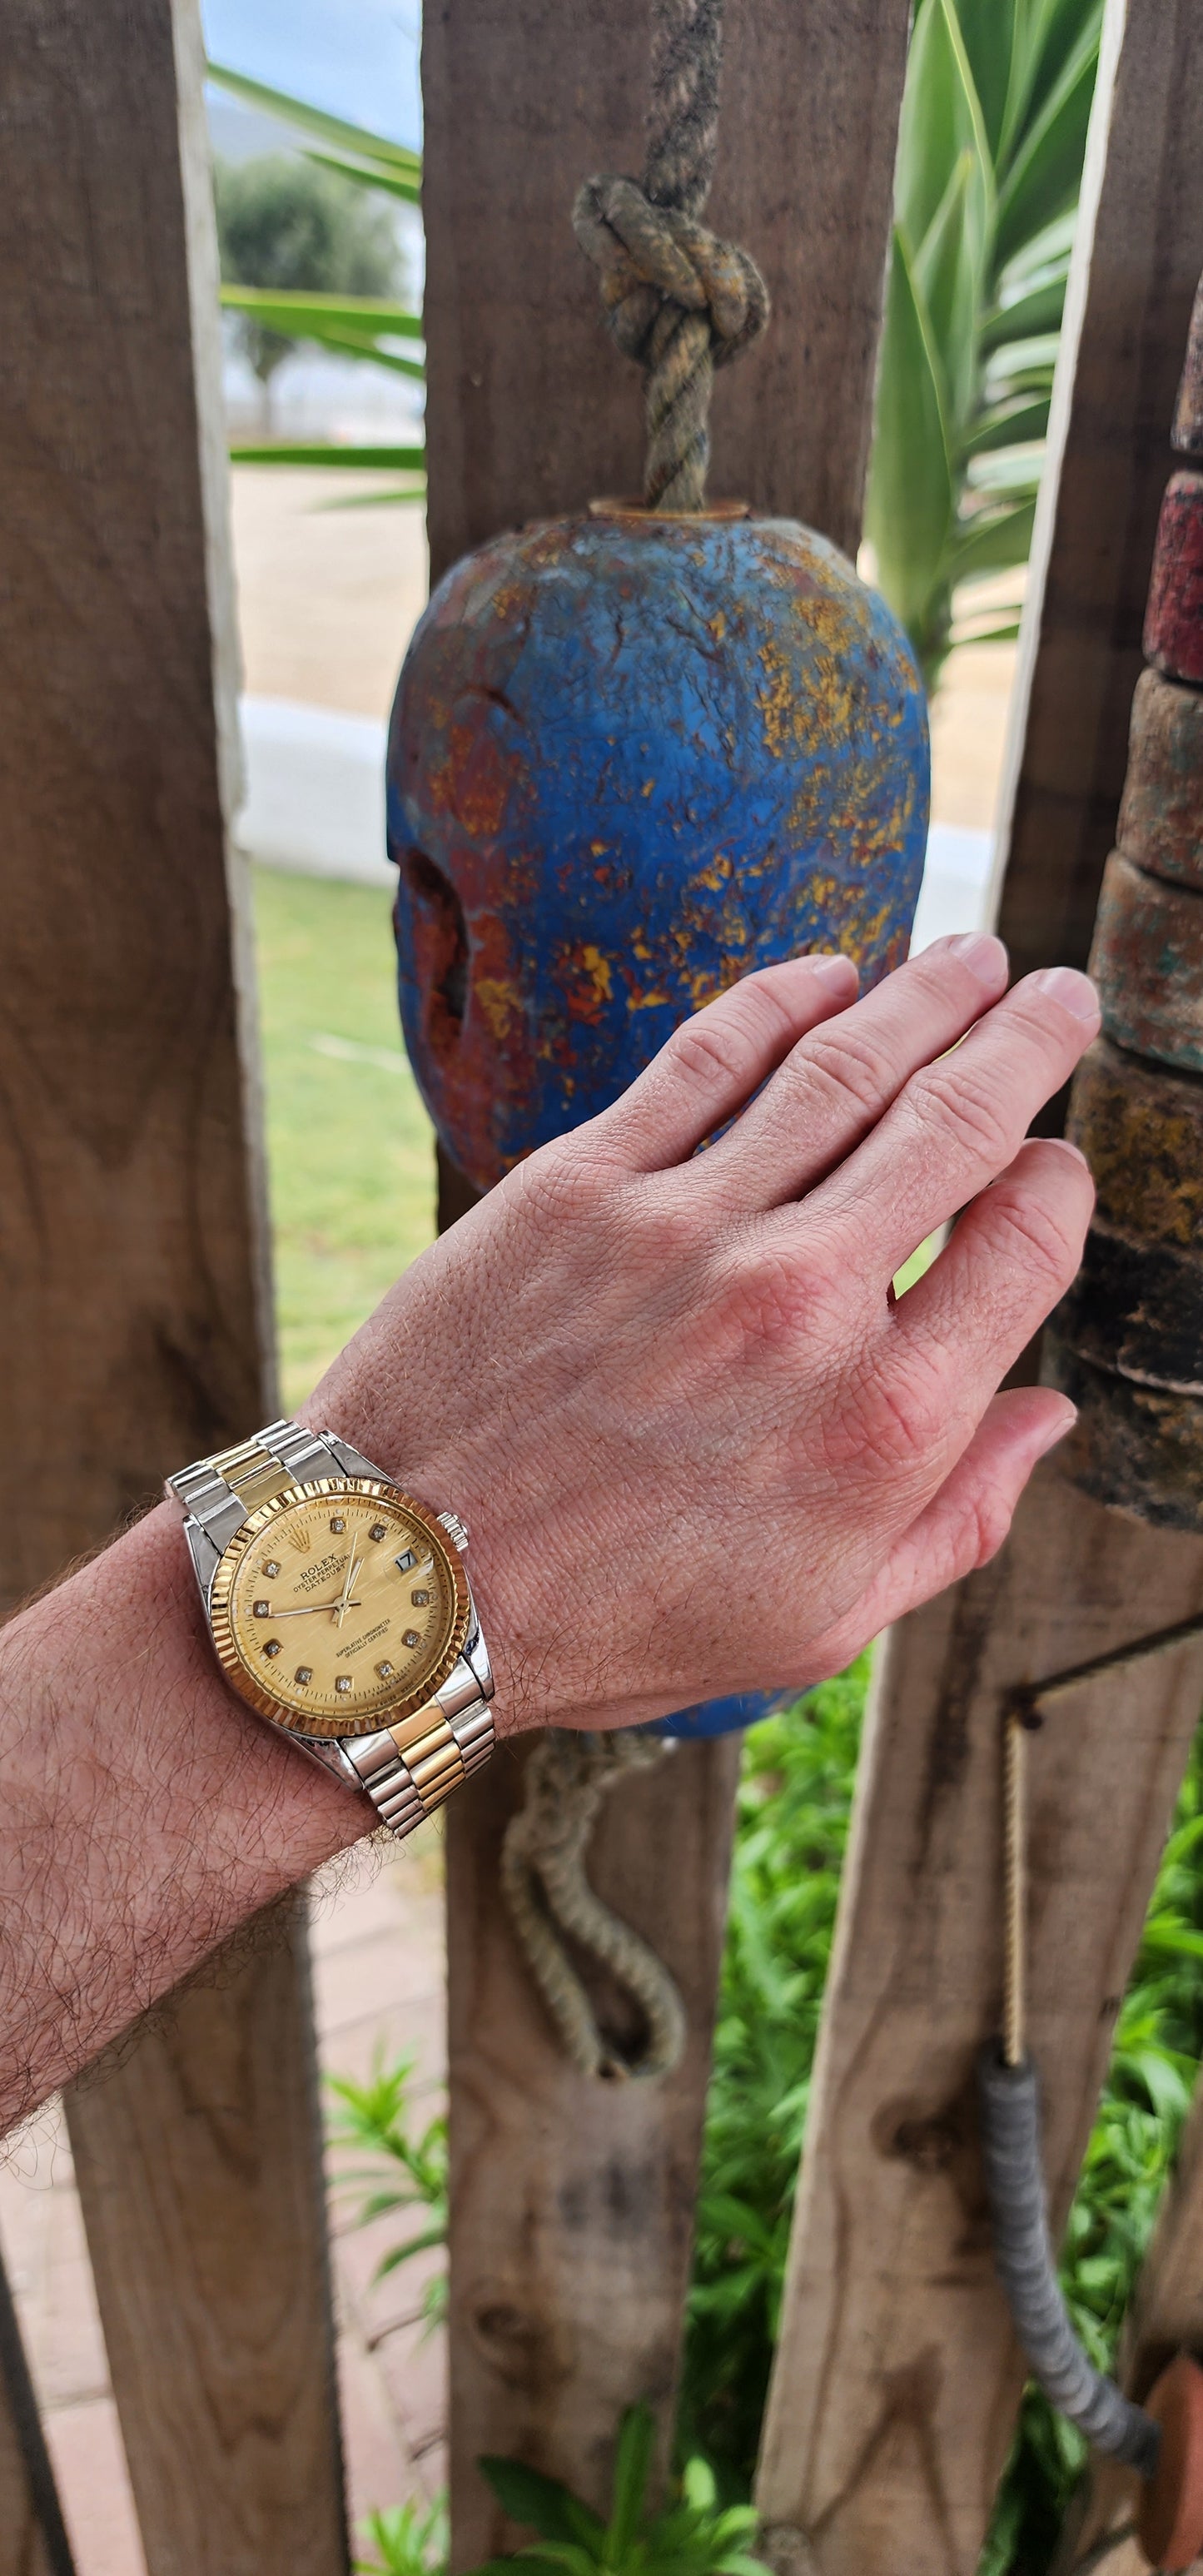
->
[500, 1729, 688, 2081]
[572, 0, 769, 511]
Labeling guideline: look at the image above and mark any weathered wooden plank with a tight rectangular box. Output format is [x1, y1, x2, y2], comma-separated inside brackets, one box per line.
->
[421, 3, 911, 2559]
[994, 0, 1203, 992]
[68, 1897, 346, 2576]
[0, 2, 347, 2568]
[445, 1732, 743, 2564]
[0, 2253, 70, 2576]
[756, 1481, 1203, 2574]
[757, 5, 1203, 2564]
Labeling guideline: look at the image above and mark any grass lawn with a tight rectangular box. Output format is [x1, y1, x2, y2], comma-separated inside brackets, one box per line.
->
[251, 864, 437, 1410]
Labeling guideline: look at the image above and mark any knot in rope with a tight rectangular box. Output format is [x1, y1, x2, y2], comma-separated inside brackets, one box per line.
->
[572, 0, 768, 512]
[573, 177, 768, 511]
[500, 1728, 687, 2081]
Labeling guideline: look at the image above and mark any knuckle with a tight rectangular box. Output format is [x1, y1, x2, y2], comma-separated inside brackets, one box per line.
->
[986, 1183, 1082, 1286]
[839, 1343, 950, 1472]
[797, 1023, 897, 1120]
[906, 1061, 1013, 1166]
[668, 998, 768, 1097]
[510, 1136, 616, 1224]
[715, 1240, 838, 1359]
[966, 1480, 1015, 1571]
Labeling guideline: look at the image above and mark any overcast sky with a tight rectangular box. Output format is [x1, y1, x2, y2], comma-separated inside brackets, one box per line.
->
[201, 0, 422, 147]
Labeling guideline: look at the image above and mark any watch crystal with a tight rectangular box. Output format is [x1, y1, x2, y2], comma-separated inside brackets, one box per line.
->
[216, 1483, 465, 1737]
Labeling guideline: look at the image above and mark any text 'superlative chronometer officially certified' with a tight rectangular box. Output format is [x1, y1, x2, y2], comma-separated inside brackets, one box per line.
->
[167, 1419, 495, 1838]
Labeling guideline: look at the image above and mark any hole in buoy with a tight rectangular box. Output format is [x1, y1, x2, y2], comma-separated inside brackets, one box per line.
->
[403, 849, 469, 1053]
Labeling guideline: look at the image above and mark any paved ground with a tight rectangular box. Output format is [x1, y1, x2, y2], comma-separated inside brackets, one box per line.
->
[1, 468, 1020, 2573]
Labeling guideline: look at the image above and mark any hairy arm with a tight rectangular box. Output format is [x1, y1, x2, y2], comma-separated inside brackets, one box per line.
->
[0, 934, 1100, 2132]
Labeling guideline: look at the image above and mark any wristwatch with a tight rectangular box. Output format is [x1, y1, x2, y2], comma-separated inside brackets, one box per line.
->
[167, 1416, 495, 1839]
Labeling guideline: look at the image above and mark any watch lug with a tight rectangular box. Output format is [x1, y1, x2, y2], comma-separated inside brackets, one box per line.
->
[288, 1731, 362, 1790]
[464, 1620, 494, 1701]
[321, 1429, 385, 1482]
[183, 1517, 221, 1604]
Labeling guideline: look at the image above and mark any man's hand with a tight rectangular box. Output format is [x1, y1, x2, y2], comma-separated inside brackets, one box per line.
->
[311, 932, 1098, 1734]
[0, 932, 1099, 2126]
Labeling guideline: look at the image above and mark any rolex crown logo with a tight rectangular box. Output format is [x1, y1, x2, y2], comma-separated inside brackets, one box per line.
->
[284, 1519, 314, 1554]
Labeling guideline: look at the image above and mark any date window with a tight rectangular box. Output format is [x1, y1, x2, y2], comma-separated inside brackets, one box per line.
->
[395, 1549, 416, 1574]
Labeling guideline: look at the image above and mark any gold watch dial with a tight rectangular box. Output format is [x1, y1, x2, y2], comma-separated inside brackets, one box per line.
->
[210, 1480, 470, 1737]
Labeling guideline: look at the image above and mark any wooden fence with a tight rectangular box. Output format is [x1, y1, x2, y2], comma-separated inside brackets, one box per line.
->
[1, 2, 1201, 2574]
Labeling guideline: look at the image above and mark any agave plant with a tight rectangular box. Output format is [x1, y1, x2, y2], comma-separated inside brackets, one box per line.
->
[865, 0, 1102, 689]
[206, 61, 427, 499]
[469, 2406, 764, 2576]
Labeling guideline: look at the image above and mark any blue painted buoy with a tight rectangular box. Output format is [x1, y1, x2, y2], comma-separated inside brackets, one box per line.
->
[387, 501, 929, 1732]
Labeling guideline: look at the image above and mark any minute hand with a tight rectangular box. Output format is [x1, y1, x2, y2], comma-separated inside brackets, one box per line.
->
[264, 1595, 364, 1619]
[334, 1548, 363, 1629]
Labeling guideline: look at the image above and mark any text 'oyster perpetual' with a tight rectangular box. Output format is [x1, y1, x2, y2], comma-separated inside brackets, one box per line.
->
[167, 1418, 494, 1838]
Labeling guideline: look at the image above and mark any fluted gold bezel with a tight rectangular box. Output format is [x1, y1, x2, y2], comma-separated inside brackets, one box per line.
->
[209, 1479, 470, 1737]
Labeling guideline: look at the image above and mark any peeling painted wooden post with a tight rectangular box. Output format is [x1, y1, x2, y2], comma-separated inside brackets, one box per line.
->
[755, 4, 1203, 2567]
[418, 2, 914, 2559]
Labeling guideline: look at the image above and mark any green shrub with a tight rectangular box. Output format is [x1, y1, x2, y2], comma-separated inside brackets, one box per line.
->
[467, 2405, 763, 2576]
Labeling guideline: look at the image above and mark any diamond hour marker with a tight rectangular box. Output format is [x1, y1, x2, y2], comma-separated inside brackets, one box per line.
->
[376, 1659, 394, 1678]
[370, 1522, 387, 1542]
[403, 1629, 420, 1650]
[263, 1639, 281, 1658]
[264, 1561, 281, 1579]
[336, 1675, 352, 1695]
[410, 1589, 430, 1608]
[253, 1599, 270, 1618]
[331, 1515, 345, 1534]
[295, 1667, 312, 1686]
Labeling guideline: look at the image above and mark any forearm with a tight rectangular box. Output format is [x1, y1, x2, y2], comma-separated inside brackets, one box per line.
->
[0, 1501, 363, 2132]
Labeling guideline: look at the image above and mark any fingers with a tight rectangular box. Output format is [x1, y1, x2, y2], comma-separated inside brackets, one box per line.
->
[593, 952, 858, 1169]
[892, 1139, 1094, 1404]
[690, 931, 1010, 1209]
[841, 1387, 1077, 1641]
[806, 964, 1100, 1283]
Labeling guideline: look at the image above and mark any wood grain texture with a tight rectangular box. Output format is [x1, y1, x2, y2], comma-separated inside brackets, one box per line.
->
[421, 0, 911, 585]
[0, 0, 272, 1613]
[0, 2255, 67, 2576]
[422, 7, 911, 2559]
[0, 2, 346, 2567]
[756, 1464, 1203, 2574]
[445, 1735, 743, 2565]
[756, 9, 1203, 2562]
[993, 0, 1203, 993]
[68, 1898, 347, 2576]
[0, 2408, 52, 2576]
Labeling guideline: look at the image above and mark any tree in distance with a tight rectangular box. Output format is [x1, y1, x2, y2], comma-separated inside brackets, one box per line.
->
[213, 153, 405, 429]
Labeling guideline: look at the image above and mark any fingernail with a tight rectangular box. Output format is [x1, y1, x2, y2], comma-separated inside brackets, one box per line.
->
[1041, 1136, 1090, 1169]
[1030, 965, 1101, 1024]
[944, 931, 1009, 988]
[1034, 1401, 1077, 1459]
[809, 952, 858, 987]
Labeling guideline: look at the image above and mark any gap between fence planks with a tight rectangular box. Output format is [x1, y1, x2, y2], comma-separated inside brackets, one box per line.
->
[0, 2, 347, 2569]
[756, 3, 1203, 2569]
[421, 4, 912, 2561]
